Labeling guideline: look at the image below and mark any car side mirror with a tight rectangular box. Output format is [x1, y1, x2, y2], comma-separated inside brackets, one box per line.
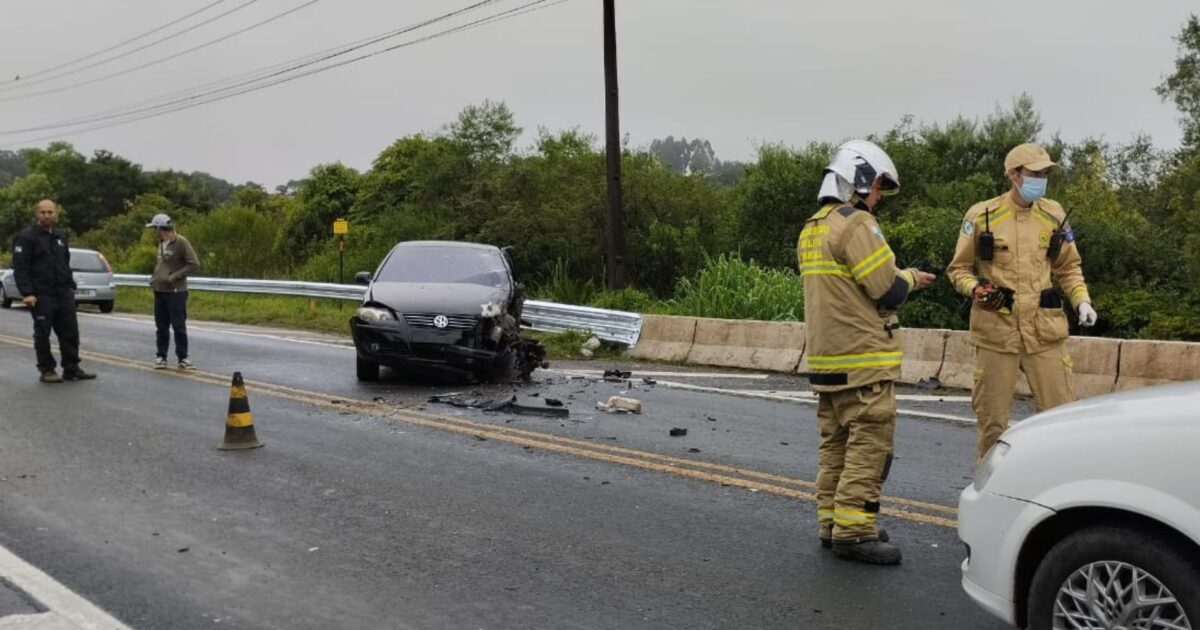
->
[354, 271, 372, 285]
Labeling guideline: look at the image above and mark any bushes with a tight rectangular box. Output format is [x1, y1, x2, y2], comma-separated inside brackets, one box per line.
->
[667, 254, 804, 321]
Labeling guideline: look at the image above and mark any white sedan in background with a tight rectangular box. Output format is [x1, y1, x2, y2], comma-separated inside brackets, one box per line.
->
[959, 381, 1200, 629]
[1, 247, 116, 312]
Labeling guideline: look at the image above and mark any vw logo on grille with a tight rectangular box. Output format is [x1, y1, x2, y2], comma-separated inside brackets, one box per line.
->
[433, 315, 449, 329]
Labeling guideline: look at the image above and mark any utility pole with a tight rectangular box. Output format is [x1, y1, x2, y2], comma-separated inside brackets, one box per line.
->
[603, 0, 626, 289]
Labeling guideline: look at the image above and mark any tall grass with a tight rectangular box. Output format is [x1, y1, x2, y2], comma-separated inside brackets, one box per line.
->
[533, 259, 599, 305]
[667, 253, 804, 321]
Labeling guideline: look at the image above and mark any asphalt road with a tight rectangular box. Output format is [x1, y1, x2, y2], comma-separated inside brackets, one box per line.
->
[0, 306, 1015, 629]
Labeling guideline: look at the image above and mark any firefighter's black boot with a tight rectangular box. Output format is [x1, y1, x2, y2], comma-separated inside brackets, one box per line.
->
[832, 539, 902, 565]
[822, 527, 887, 549]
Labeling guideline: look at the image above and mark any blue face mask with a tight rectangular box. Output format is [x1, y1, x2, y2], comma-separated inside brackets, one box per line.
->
[1019, 175, 1048, 203]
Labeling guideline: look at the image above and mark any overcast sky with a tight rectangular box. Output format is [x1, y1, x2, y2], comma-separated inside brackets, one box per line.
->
[0, 0, 1195, 187]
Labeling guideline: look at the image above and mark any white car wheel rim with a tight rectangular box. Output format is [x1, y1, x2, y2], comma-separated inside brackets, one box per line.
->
[1054, 560, 1191, 630]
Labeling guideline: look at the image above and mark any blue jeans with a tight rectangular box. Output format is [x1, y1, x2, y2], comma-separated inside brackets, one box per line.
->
[154, 291, 189, 360]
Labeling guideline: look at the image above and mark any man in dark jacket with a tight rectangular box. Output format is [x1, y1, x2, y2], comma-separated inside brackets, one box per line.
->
[11, 200, 97, 383]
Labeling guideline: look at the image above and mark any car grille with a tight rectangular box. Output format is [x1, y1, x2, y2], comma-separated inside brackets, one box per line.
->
[403, 313, 478, 330]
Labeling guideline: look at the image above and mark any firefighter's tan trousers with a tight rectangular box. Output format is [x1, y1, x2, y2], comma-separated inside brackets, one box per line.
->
[816, 381, 895, 542]
[973, 342, 1075, 462]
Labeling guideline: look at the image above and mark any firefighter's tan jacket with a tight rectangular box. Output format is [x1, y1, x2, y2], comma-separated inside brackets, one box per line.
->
[800, 203, 917, 393]
[947, 192, 1091, 355]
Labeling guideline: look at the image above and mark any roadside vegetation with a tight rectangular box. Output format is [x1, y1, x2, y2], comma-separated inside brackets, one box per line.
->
[5, 16, 1200, 341]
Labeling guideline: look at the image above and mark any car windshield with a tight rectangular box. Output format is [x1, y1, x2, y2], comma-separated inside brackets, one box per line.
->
[376, 246, 510, 287]
[70, 251, 108, 272]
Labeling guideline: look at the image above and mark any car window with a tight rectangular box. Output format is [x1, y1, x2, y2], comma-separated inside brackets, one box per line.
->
[70, 251, 108, 272]
[376, 247, 510, 287]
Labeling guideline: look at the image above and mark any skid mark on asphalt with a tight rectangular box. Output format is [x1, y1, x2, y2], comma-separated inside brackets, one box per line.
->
[0, 333, 959, 529]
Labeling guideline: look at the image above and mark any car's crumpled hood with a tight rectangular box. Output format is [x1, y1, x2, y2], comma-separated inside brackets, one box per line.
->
[366, 282, 510, 316]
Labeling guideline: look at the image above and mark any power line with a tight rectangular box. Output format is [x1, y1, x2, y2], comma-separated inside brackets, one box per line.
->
[1, 0, 567, 149]
[0, 0, 322, 103]
[0, 0, 505, 136]
[0, 0, 230, 87]
[0, 0, 265, 94]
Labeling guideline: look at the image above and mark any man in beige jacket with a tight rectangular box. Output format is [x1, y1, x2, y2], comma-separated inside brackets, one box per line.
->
[147, 213, 200, 369]
[947, 143, 1097, 463]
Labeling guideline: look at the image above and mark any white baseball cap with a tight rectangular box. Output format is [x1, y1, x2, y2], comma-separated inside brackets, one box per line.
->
[146, 213, 173, 228]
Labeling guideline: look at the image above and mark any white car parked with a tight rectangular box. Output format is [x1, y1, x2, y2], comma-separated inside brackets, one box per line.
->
[959, 381, 1200, 629]
[1, 247, 116, 312]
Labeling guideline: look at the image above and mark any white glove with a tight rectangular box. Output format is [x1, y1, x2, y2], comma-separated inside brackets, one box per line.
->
[1077, 302, 1098, 327]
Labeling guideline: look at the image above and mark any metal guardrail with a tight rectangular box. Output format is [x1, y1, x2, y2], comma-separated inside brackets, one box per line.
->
[520, 301, 642, 347]
[113, 274, 642, 346]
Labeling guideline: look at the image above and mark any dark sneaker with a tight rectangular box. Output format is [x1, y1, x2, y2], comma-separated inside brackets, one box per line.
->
[62, 368, 97, 381]
[822, 528, 887, 549]
[832, 539, 902, 565]
[39, 370, 63, 383]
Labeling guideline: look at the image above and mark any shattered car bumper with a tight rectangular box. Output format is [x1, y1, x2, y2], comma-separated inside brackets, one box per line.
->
[349, 317, 497, 371]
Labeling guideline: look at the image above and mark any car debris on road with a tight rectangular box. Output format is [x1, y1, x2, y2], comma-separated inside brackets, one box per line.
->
[427, 394, 569, 418]
[596, 396, 642, 414]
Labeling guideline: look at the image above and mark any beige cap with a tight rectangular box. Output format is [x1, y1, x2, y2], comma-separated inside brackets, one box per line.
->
[1004, 143, 1058, 173]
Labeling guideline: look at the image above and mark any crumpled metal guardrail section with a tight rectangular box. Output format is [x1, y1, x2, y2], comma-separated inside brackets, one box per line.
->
[113, 274, 642, 346]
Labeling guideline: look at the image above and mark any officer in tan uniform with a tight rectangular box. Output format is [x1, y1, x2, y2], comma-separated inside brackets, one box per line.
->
[800, 140, 935, 565]
[947, 143, 1097, 463]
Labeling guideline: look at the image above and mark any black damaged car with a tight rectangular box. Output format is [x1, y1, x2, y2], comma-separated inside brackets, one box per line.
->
[349, 240, 546, 383]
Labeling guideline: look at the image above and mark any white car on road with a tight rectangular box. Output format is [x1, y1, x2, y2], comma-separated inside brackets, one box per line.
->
[959, 381, 1200, 629]
[1, 247, 116, 312]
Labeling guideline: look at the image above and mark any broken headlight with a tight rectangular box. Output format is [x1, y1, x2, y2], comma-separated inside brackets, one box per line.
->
[356, 306, 395, 323]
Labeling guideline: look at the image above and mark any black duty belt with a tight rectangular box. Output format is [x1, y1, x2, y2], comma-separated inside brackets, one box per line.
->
[807, 372, 849, 386]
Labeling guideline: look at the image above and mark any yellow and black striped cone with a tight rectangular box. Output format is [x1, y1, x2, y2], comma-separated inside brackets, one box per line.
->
[219, 372, 263, 450]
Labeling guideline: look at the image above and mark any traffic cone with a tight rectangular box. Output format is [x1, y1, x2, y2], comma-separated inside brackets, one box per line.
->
[218, 372, 263, 450]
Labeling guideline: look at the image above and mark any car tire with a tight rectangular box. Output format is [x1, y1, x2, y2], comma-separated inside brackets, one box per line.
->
[0, 287, 10, 309]
[1027, 525, 1200, 630]
[98, 300, 114, 313]
[356, 357, 380, 382]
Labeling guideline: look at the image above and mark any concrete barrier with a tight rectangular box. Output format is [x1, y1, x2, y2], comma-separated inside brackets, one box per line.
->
[628, 314, 1194, 396]
[939, 331, 976, 391]
[687, 319, 804, 373]
[628, 315, 698, 363]
[1116, 339, 1200, 391]
[1066, 336, 1121, 398]
[899, 328, 949, 385]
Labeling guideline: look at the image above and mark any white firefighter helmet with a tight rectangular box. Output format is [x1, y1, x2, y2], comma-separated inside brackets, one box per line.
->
[816, 139, 900, 203]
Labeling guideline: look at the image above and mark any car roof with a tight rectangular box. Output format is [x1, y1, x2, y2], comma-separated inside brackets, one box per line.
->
[69, 247, 102, 255]
[391, 240, 501, 252]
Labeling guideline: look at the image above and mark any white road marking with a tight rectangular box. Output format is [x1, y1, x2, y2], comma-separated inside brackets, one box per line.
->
[551, 369, 977, 425]
[0, 544, 130, 629]
[560, 369, 770, 379]
[725, 389, 974, 403]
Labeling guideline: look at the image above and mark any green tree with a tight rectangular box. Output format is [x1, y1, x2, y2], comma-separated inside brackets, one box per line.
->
[446, 100, 521, 164]
[280, 163, 362, 263]
[1158, 14, 1200, 150]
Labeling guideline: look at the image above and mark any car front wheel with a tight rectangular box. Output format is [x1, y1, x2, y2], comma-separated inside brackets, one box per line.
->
[356, 357, 379, 382]
[1028, 525, 1200, 630]
[0, 287, 10, 308]
[98, 300, 114, 313]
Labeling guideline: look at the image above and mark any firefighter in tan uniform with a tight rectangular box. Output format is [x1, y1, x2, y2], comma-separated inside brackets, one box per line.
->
[947, 143, 1097, 463]
[800, 140, 935, 565]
